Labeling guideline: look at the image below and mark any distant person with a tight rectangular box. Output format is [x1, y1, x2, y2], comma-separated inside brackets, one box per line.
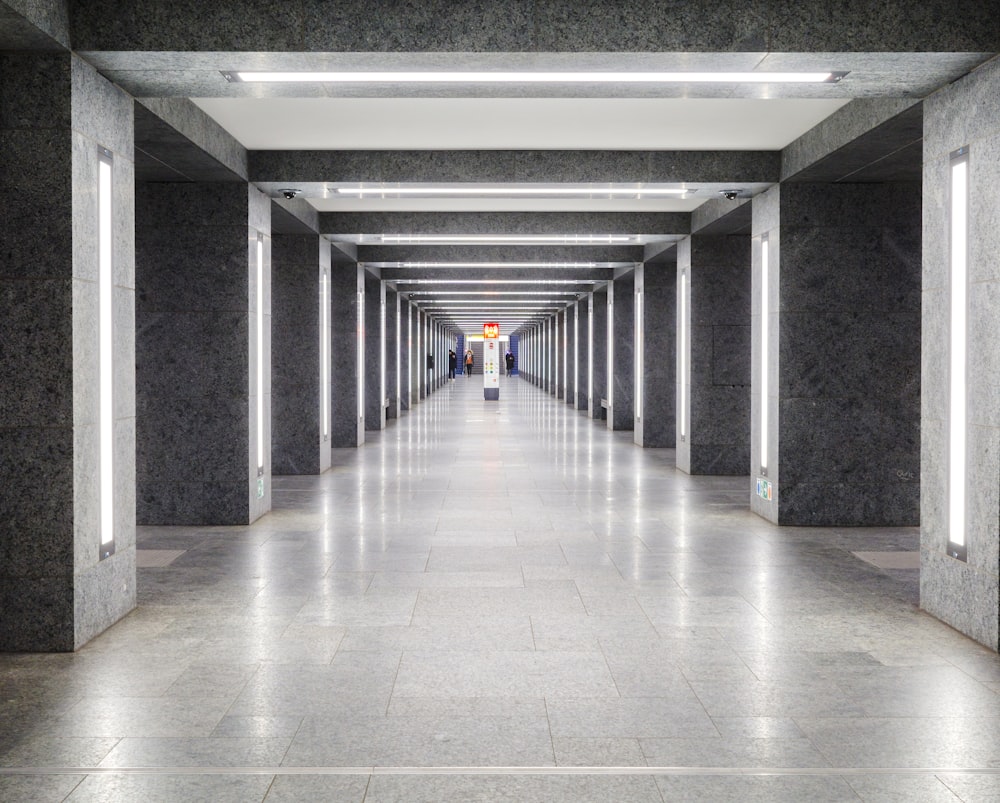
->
[465, 348, 474, 377]
[505, 350, 515, 377]
[448, 349, 457, 380]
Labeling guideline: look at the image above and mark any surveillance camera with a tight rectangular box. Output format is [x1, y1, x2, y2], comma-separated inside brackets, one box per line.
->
[722, 190, 739, 201]
[280, 189, 300, 200]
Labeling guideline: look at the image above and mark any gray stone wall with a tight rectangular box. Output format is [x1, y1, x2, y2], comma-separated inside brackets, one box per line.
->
[638, 264, 677, 447]
[677, 235, 752, 475]
[611, 273, 634, 431]
[921, 55, 1000, 650]
[751, 182, 921, 526]
[591, 289, 608, 419]
[386, 288, 399, 418]
[565, 306, 577, 406]
[364, 272, 383, 431]
[136, 181, 270, 525]
[271, 232, 323, 474]
[329, 263, 363, 446]
[1, 52, 137, 650]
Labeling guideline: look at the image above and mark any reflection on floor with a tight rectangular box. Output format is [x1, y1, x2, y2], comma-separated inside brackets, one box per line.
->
[2, 377, 999, 802]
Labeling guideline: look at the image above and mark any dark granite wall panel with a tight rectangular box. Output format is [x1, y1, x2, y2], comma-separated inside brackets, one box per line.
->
[577, 300, 590, 409]
[554, 312, 564, 399]
[640, 264, 676, 447]
[330, 263, 363, 446]
[611, 274, 634, 431]
[136, 182, 268, 524]
[271, 232, 321, 474]
[1, 52, 136, 650]
[386, 289, 399, 419]
[679, 235, 752, 475]
[565, 307, 577, 406]
[591, 290, 608, 419]
[364, 273, 383, 431]
[921, 56, 1000, 651]
[775, 183, 921, 526]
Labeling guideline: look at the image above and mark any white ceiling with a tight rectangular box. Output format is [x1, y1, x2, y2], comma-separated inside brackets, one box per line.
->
[192, 96, 850, 151]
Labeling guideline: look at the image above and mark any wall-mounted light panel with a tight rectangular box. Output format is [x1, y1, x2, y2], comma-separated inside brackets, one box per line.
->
[98, 148, 115, 560]
[679, 268, 688, 442]
[635, 287, 644, 421]
[948, 146, 969, 562]
[229, 70, 846, 84]
[759, 235, 770, 475]
[321, 268, 329, 441]
[256, 235, 265, 475]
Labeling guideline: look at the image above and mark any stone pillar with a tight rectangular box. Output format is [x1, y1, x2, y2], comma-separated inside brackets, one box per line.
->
[566, 305, 577, 406]
[591, 288, 608, 419]
[386, 287, 399, 419]
[0, 53, 136, 651]
[635, 264, 676, 446]
[548, 317, 557, 395]
[577, 296, 591, 410]
[554, 312, 564, 398]
[750, 183, 921, 526]
[921, 56, 1000, 651]
[676, 235, 751, 475]
[136, 177, 271, 525]
[271, 232, 330, 475]
[609, 272, 634, 431]
[364, 271, 383, 431]
[330, 263, 364, 446]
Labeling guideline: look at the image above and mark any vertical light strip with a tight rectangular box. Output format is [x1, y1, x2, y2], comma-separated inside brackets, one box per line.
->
[949, 148, 969, 559]
[256, 235, 264, 473]
[358, 286, 365, 424]
[98, 151, 114, 556]
[607, 292, 613, 411]
[636, 288, 643, 421]
[760, 237, 770, 473]
[680, 270, 687, 441]
[380, 293, 386, 412]
[321, 269, 329, 440]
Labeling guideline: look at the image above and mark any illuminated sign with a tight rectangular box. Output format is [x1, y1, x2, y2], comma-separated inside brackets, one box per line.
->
[483, 322, 500, 339]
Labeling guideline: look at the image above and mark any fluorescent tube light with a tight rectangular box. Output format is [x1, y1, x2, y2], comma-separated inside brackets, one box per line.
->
[231, 71, 844, 84]
[949, 149, 969, 558]
[680, 269, 687, 441]
[760, 236, 769, 474]
[256, 236, 265, 473]
[334, 186, 692, 197]
[98, 151, 114, 556]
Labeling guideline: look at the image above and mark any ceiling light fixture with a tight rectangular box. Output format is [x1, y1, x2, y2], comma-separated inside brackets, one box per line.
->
[373, 235, 638, 245]
[228, 71, 846, 84]
[333, 186, 692, 197]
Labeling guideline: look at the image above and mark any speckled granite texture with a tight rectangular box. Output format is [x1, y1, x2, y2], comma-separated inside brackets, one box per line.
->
[638, 264, 677, 448]
[610, 273, 635, 431]
[271, 232, 324, 475]
[676, 235, 751, 476]
[921, 56, 1000, 651]
[330, 264, 364, 446]
[135, 181, 270, 526]
[590, 290, 608, 418]
[0, 52, 136, 651]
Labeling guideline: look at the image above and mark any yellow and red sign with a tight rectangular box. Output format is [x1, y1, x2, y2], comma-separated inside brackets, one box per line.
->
[483, 322, 500, 339]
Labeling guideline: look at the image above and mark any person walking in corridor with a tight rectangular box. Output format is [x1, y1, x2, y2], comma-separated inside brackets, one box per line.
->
[465, 348, 474, 377]
[448, 349, 457, 380]
[505, 350, 515, 377]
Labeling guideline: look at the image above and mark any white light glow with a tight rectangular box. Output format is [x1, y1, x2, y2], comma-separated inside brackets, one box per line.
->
[256, 236, 264, 472]
[334, 185, 691, 197]
[235, 70, 840, 84]
[374, 234, 637, 245]
[636, 288, 643, 421]
[98, 155, 114, 550]
[680, 270, 687, 441]
[760, 237, 770, 473]
[949, 155, 969, 551]
[321, 269, 329, 440]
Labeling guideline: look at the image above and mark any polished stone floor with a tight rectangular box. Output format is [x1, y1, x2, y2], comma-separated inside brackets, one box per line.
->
[3, 376, 1000, 801]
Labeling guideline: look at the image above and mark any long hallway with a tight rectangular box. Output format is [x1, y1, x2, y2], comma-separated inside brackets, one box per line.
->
[2, 377, 1000, 801]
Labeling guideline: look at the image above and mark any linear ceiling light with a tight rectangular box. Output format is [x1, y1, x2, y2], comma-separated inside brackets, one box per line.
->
[229, 71, 846, 84]
[373, 235, 638, 244]
[334, 186, 692, 197]
[378, 262, 604, 268]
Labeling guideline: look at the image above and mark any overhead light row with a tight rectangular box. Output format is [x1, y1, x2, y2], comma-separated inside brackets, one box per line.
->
[365, 234, 639, 244]
[228, 71, 846, 84]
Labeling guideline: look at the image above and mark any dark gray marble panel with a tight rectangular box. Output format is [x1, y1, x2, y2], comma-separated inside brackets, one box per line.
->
[0, 279, 74, 427]
[330, 264, 362, 446]
[0, 573, 74, 652]
[385, 289, 399, 418]
[0, 52, 71, 129]
[1, 0, 70, 49]
[271, 233, 321, 474]
[565, 307, 576, 406]
[641, 264, 676, 447]
[611, 274, 634, 430]
[364, 273, 383, 430]
[576, 299, 590, 410]
[712, 325, 752, 386]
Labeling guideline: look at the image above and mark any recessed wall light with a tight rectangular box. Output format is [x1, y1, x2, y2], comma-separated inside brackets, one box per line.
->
[227, 71, 846, 84]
